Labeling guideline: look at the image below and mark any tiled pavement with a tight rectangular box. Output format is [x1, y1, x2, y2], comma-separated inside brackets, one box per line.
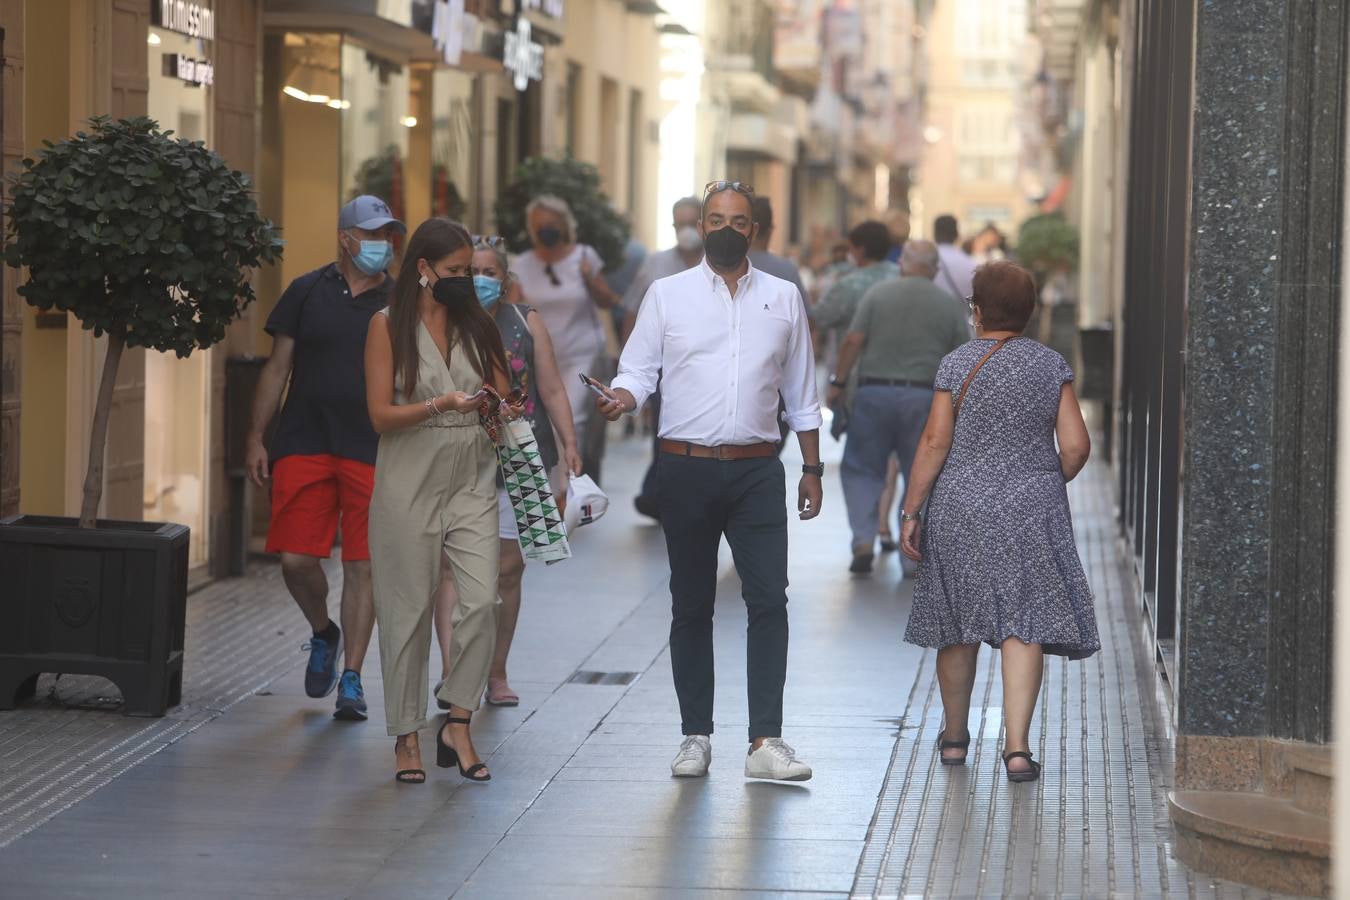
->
[0, 433, 1301, 898]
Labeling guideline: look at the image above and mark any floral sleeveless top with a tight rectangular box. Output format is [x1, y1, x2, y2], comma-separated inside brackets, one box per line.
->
[494, 302, 559, 470]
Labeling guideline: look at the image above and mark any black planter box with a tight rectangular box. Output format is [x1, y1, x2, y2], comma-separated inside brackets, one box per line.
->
[0, 515, 189, 716]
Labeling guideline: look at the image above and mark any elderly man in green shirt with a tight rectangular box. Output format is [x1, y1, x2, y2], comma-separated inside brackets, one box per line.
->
[826, 240, 971, 574]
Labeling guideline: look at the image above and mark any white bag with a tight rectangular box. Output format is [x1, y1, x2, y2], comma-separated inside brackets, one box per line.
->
[564, 474, 609, 533]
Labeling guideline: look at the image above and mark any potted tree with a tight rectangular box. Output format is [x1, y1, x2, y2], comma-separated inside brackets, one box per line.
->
[494, 155, 631, 269]
[0, 117, 282, 715]
[1016, 212, 1081, 356]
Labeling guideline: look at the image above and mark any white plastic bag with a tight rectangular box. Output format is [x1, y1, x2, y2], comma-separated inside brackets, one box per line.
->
[564, 474, 609, 533]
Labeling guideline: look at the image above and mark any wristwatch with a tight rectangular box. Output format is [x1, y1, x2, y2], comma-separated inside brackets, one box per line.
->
[827, 374, 845, 387]
[802, 463, 825, 477]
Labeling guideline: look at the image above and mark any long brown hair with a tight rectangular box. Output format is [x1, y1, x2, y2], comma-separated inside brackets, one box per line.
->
[389, 218, 509, 395]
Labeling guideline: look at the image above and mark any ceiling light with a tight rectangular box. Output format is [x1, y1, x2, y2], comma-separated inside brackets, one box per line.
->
[147, 32, 162, 46]
[401, 116, 418, 128]
[282, 85, 310, 101]
[327, 99, 345, 109]
[308, 94, 330, 104]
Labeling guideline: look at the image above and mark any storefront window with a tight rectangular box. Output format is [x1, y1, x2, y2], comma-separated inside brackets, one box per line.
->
[341, 42, 411, 222]
[431, 68, 476, 224]
[145, 9, 214, 565]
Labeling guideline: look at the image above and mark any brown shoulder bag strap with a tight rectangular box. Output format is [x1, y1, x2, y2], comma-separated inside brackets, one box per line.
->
[955, 337, 1015, 416]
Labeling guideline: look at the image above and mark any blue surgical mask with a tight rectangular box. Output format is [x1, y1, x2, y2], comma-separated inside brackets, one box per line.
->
[473, 274, 503, 308]
[348, 239, 393, 275]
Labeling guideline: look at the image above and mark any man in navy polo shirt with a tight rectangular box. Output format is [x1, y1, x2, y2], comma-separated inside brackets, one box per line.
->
[246, 195, 404, 722]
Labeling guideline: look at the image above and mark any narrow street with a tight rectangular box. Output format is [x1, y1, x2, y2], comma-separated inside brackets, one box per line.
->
[0, 433, 1295, 898]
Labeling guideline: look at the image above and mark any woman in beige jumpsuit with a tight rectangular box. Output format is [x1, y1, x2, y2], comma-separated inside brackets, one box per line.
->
[365, 218, 517, 784]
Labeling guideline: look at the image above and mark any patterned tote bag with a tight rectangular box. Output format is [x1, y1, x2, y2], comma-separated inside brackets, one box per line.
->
[495, 418, 571, 563]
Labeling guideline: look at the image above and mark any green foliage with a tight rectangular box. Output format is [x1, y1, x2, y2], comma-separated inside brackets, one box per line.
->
[494, 156, 631, 271]
[1016, 213, 1079, 274]
[349, 146, 401, 206]
[4, 116, 284, 357]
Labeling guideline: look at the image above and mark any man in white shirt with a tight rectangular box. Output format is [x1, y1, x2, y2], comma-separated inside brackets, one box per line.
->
[597, 182, 824, 782]
[933, 214, 978, 301]
[621, 196, 705, 520]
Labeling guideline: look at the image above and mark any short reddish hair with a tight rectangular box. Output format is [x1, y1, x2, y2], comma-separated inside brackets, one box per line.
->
[972, 261, 1037, 332]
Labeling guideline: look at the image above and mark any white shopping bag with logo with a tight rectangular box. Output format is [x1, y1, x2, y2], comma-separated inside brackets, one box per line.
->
[564, 474, 609, 534]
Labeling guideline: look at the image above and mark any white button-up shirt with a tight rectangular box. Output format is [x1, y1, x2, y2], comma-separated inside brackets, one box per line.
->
[613, 259, 822, 445]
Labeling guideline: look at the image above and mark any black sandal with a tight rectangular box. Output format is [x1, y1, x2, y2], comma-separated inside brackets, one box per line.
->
[437, 715, 491, 782]
[394, 737, 425, 784]
[1002, 750, 1041, 782]
[937, 729, 971, 766]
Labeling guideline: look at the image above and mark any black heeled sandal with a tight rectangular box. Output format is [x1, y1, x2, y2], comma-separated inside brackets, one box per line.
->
[937, 730, 971, 766]
[1002, 750, 1041, 783]
[394, 737, 426, 784]
[437, 715, 491, 782]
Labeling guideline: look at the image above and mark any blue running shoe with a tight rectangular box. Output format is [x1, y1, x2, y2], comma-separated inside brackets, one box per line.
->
[334, 670, 368, 721]
[302, 628, 342, 698]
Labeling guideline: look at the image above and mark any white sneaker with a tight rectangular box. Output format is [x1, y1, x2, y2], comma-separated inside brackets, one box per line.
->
[671, 735, 712, 777]
[745, 738, 813, 781]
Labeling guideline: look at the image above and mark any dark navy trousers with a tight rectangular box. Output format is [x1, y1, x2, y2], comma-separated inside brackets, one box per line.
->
[657, 453, 789, 741]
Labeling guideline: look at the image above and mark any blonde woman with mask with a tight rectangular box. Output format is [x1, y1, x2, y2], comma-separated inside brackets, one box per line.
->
[433, 237, 582, 708]
[512, 195, 619, 481]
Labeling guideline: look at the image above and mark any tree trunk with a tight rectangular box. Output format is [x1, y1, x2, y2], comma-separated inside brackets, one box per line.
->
[79, 330, 126, 528]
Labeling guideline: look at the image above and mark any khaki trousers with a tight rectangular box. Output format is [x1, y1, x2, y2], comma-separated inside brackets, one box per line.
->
[370, 419, 500, 737]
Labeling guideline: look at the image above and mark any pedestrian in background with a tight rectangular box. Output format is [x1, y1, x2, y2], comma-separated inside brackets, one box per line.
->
[883, 209, 911, 264]
[900, 261, 1098, 783]
[828, 240, 968, 575]
[513, 195, 620, 485]
[432, 236, 582, 709]
[598, 181, 824, 783]
[245, 195, 404, 723]
[365, 218, 519, 785]
[813, 221, 899, 350]
[748, 196, 807, 301]
[621, 196, 704, 519]
[933, 214, 978, 302]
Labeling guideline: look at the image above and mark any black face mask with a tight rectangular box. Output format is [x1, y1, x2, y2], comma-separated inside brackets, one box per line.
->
[536, 227, 563, 248]
[704, 226, 750, 269]
[432, 275, 476, 309]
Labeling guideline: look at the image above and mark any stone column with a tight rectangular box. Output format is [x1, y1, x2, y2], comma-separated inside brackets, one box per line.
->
[1179, 0, 1343, 770]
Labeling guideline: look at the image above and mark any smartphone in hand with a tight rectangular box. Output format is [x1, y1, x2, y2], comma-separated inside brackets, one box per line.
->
[578, 372, 611, 399]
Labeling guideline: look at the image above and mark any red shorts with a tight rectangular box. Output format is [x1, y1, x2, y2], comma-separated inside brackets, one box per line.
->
[266, 454, 374, 561]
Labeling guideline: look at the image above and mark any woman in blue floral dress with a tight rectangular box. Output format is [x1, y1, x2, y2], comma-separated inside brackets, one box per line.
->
[899, 261, 1097, 783]
[433, 237, 581, 707]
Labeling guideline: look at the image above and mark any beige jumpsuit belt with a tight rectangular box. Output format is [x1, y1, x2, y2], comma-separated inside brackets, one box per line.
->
[370, 318, 501, 737]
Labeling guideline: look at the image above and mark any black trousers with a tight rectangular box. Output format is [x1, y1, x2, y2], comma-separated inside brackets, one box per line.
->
[657, 453, 790, 741]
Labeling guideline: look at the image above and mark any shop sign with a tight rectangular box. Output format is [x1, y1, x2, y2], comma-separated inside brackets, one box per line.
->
[152, 1, 215, 42]
[520, 0, 564, 18]
[163, 53, 215, 87]
[503, 17, 544, 92]
[431, 0, 483, 67]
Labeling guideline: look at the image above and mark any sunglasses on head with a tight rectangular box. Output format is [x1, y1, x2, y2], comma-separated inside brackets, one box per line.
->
[473, 235, 506, 249]
[703, 180, 755, 199]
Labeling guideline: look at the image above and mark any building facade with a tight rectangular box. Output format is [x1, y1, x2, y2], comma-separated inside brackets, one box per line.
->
[1034, 0, 1342, 892]
[0, 0, 664, 577]
[914, 0, 1032, 240]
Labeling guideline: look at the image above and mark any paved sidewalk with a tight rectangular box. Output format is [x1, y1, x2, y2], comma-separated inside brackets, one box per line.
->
[0, 433, 1297, 898]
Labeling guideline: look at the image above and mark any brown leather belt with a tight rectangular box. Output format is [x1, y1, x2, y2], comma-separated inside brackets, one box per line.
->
[659, 439, 777, 460]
